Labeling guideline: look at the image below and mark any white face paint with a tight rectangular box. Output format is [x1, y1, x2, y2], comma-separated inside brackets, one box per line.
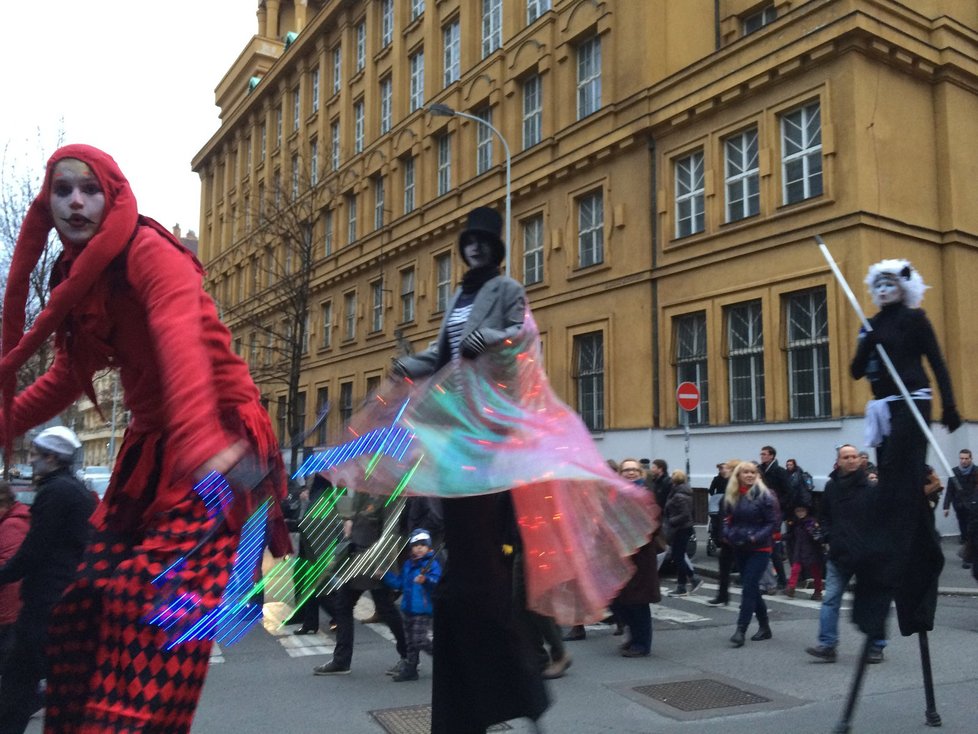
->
[50, 159, 106, 246]
[872, 275, 904, 306]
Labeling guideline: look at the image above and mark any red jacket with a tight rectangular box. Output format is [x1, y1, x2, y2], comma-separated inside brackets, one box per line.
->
[0, 501, 30, 624]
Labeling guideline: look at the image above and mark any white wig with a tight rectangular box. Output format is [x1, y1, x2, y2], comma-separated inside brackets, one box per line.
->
[865, 259, 928, 309]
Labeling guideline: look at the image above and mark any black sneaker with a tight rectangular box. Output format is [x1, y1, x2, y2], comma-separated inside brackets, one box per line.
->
[805, 645, 837, 662]
[866, 647, 884, 664]
[385, 658, 408, 676]
[313, 661, 351, 675]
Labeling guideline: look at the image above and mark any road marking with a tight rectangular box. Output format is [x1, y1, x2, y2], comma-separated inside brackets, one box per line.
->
[677, 583, 852, 611]
[209, 642, 225, 665]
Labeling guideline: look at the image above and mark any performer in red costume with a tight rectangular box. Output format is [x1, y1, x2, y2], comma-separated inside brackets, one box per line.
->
[0, 144, 288, 734]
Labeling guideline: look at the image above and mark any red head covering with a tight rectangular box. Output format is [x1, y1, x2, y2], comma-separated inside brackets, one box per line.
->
[1, 144, 139, 458]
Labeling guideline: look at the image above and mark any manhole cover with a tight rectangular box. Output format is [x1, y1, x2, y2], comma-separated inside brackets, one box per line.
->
[633, 678, 770, 711]
[369, 704, 512, 733]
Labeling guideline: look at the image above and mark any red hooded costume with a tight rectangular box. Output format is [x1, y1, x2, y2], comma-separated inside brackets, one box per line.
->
[0, 144, 287, 733]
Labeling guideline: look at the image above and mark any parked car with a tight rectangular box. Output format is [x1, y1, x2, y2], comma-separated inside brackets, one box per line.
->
[9, 464, 33, 480]
[85, 474, 111, 500]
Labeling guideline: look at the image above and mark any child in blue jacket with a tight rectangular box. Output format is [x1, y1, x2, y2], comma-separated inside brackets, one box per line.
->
[382, 528, 442, 681]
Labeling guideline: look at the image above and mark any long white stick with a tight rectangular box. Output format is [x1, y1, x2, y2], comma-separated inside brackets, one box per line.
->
[815, 236, 954, 478]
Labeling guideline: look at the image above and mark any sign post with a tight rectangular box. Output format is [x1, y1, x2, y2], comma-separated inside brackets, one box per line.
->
[676, 382, 700, 479]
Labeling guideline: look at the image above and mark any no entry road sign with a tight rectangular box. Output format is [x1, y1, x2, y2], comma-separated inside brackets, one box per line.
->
[676, 382, 700, 412]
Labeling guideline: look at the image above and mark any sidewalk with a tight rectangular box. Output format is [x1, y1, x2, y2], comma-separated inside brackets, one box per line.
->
[689, 525, 978, 596]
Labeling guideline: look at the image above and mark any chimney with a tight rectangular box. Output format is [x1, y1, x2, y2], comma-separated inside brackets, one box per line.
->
[172, 223, 182, 239]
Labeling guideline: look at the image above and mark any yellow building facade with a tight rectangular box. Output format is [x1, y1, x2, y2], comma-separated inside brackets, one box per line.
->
[193, 0, 978, 489]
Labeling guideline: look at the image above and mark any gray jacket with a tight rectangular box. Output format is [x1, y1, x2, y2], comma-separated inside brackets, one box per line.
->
[398, 275, 526, 378]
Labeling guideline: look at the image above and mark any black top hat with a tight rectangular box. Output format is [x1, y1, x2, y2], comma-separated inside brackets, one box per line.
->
[459, 206, 505, 266]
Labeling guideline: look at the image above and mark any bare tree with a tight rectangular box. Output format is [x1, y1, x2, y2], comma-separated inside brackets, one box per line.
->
[0, 127, 73, 467]
[220, 152, 330, 473]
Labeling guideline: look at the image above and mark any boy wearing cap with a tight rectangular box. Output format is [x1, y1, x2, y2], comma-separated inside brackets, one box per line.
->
[0, 426, 95, 733]
[381, 529, 441, 682]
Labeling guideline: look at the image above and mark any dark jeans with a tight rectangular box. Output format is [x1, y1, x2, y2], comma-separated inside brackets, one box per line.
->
[524, 611, 566, 668]
[734, 549, 771, 631]
[610, 600, 652, 653]
[332, 585, 406, 667]
[952, 504, 970, 540]
[716, 544, 735, 599]
[0, 605, 49, 734]
[670, 528, 694, 586]
[298, 590, 338, 630]
[770, 540, 787, 587]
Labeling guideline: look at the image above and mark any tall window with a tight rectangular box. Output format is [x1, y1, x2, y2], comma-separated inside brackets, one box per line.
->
[292, 87, 301, 132]
[322, 208, 333, 256]
[346, 193, 357, 243]
[435, 253, 452, 312]
[330, 47, 342, 96]
[343, 292, 357, 340]
[522, 74, 542, 149]
[522, 214, 544, 285]
[249, 331, 259, 365]
[786, 288, 831, 419]
[475, 108, 493, 175]
[353, 100, 365, 153]
[315, 386, 329, 445]
[373, 175, 385, 230]
[675, 312, 709, 425]
[782, 101, 823, 204]
[379, 76, 393, 134]
[675, 150, 705, 237]
[371, 279, 384, 332]
[727, 301, 765, 423]
[301, 311, 311, 354]
[276, 396, 287, 445]
[576, 36, 601, 119]
[411, 0, 425, 21]
[403, 156, 416, 213]
[527, 0, 551, 23]
[437, 134, 452, 195]
[330, 120, 340, 170]
[320, 300, 333, 348]
[400, 268, 416, 322]
[443, 20, 461, 86]
[340, 382, 353, 426]
[290, 154, 299, 200]
[260, 122, 267, 160]
[381, 0, 394, 47]
[311, 68, 320, 113]
[310, 139, 319, 186]
[356, 21, 366, 71]
[482, 0, 503, 58]
[743, 4, 777, 35]
[577, 191, 604, 268]
[725, 128, 759, 222]
[409, 50, 425, 112]
[574, 332, 604, 431]
[276, 105, 283, 147]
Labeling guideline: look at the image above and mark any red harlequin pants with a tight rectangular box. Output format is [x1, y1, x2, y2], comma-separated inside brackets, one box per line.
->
[44, 495, 238, 734]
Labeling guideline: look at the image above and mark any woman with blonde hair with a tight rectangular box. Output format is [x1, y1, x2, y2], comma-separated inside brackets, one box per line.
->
[723, 461, 780, 647]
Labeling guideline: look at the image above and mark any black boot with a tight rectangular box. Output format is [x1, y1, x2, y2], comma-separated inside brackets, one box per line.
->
[392, 662, 419, 682]
[730, 628, 746, 647]
[751, 624, 772, 641]
[707, 595, 729, 606]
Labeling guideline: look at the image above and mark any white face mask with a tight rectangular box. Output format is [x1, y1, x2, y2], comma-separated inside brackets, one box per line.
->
[872, 275, 904, 306]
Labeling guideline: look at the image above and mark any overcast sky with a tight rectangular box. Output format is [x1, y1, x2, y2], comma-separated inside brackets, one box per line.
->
[1, 2, 257, 235]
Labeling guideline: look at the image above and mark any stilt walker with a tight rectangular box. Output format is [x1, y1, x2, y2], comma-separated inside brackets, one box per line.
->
[818, 239, 959, 732]
[0, 145, 289, 734]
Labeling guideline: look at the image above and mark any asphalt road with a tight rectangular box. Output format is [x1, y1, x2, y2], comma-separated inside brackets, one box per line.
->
[24, 537, 978, 734]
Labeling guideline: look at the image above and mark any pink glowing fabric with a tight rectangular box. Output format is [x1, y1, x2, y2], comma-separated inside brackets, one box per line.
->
[330, 310, 659, 624]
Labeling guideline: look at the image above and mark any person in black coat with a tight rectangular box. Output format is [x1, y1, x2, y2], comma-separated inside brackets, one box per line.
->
[850, 259, 959, 640]
[0, 427, 95, 734]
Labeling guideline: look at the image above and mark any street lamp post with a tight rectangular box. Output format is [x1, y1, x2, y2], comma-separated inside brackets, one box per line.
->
[427, 103, 512, 277]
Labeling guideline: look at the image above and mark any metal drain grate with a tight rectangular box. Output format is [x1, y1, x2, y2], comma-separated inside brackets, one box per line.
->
[633, 678, 771, 712]
[369, 704, 513, 734]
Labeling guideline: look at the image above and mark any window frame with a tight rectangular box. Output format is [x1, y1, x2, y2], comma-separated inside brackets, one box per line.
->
[527, 0, 552, 24]
[574, 331, 605, 431]
[724, 127, 760, 222]
[434, 252, 452, 312]
[576, 190, 604, 269]
[403, 156, 416, 213]
[785, 287, 831, 419]
[381, 0, 394, 48]
[780, 101, 823, 205]
[379, 76, 393, 134]
[343, 291, 357, 341]
[521, 213, 544, 285]
[725, 300, 766, 423]
[373, 175, 385, 230]
[675, 149, 705, 238]
[332, 46, 342, 95]
[346, 193, 357, 244]
[475, 107, 493, 175]
[370, 278, 384, 333]
[320, 300, 333, 349]
[576, 36, 602, 120]
[400, 267, 416, 323]
[355, 20, 366, 72]
[522, 74, 542, 150]
[481, 0, 503, 59]
[409, 49, 425, 112]
[443, 20, 461, 87]
[437, 133, 452, 196]
[311, 68, 320, 112]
